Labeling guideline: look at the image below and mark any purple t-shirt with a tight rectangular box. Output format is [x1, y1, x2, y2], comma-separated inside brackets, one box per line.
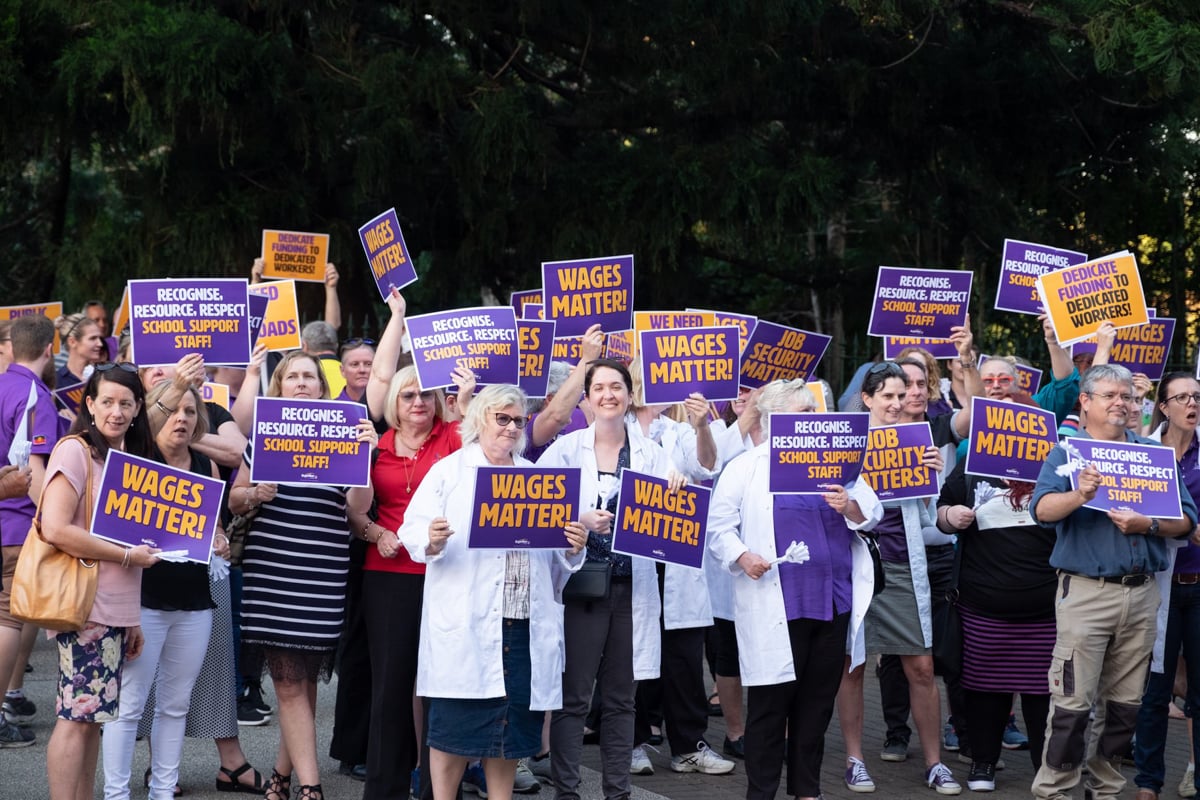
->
[0, 365, 61, 546]
[1175, 434, 1200, 575]
[525, 407, 589, 463]
[874, 506, 909, 564]
[772, 494, 854, 622]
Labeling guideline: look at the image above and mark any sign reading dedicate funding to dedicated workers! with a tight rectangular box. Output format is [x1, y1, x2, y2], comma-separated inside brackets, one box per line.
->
[128, 279, 252, 366]
[92, 451, 224, 564]
[1037, 251, 1149, 346]
[858, 422, 938, 501]
[768, 413, 869, 494]
[867, 266, 973, 339]
[1068, 439, 1184, 519]
[250, 397, 370, 487]
[612, 469, 711, 570]
[467, 466, 581, 549]
[260, 229, 329, 282]
[995, 239, 1089, 316]
[964, 398, 1057, 484]
[541, 255, 634, 337]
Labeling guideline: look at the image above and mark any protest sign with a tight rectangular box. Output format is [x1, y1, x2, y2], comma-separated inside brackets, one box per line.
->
[964, 398, 1057, 483]
[92, 451, 223, 563]
[260, 229, 329, 282]
[1068, 439, 1184, 519]
[250, 398, 370, 486]
[690, 309, 758, 355]
[467, 467, 581, 549]
[0, 302, 64, 353]
[768, 413, 869, 494]
[634, 311, 716, 333]
[996, 239, 1089, 315]
[613, 469, 711, 569]
[808, 382, 828, 412]
[358, 208, 417, 300]
[883, 337, 958, 360]
[1068, 316, 1176, 382]
[52, 381, 85, 415]
[639, 326, 739, 405]
[247, 280, 301, 351]
[128, 279, 251, 366]
[604, 330, 636, 365]
[868, 267, 973, 339]
[201, 381, 231, 410]
[112, 286, 130, 335]
[406, 307, 520, 389]
[510, 289, 543, 317]
[522, 303, 544, 320]
[247, 291, 270, 345]
[860, 422, 938, 501]
[517, 319, 556, 398]
[552, 337, 582, 362]
[542, 255, 634, 337]
[739, 320, 830, 388]
[1038, 251, 1149, 345]
[979, 354, 1042, 395]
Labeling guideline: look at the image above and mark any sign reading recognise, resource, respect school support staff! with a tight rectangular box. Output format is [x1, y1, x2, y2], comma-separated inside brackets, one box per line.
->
[541, 255, 634, 337]
[358, 208, 418, 300]
[739, 321, 831, 389]
[517, 319, 556, 398]
[250, 398, 370, 487]
[1068, 439, 1184, 519]
[769, 413, 869, 494]
[965, 398, 1057, 483]
[261, 230, 329, 282]
[128, 279, 251, 366]
[406, 307, 520, 389]
[868, 267, 973, 339]
[639, 326, 739, 405]
[613, 470, 711, 570]
[1037, 251, 1149, 346]
[468, 467, 581, 549]
[995, 239, 1089, 316]
[859, 422, 938, 501]
[92, 451, 224, 564]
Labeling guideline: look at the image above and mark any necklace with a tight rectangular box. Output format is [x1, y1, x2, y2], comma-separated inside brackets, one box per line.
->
[395, 428, 431, 493]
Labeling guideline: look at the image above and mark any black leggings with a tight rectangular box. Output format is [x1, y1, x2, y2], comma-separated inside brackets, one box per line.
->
[964, 688, 1050, 769]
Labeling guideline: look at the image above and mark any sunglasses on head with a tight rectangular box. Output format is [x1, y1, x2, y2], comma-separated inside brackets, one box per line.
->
[867, 361, 905, 379]
[340, 337, 376, 355]
[95, 362, 138, 374]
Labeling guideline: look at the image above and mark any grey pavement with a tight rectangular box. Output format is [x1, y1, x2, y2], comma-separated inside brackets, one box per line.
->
[3, 633, 1194, 800]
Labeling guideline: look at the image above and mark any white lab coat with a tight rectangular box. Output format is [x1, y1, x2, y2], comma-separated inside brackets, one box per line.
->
[400, 444, 584, 710]
[708, 443, 883, 684]
[1148, 425, 1191, 673]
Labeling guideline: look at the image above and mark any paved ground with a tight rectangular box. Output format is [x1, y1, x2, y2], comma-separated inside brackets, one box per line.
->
[3, 634, 1194, 799]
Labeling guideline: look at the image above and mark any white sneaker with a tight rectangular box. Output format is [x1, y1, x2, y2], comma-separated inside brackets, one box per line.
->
[630, 745, 654, 775]
[1181, 762, 1197, 798]
[670, 742, 735, 775]
[513, 760, 540, 794]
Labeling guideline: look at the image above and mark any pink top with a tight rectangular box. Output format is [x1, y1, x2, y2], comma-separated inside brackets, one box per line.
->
[44, 437, 142, 628]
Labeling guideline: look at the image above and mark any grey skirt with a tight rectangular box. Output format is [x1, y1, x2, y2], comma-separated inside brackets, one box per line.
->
[864, 560, 930, 656]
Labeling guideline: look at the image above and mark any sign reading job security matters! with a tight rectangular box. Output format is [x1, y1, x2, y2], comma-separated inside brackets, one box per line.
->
[92, 451, 224, 564]
[1069, 439, 1184, 519]
[768, 413, 869, 494]
[964, 398, 1057, 484]
[250, 398, 370, 487]
[406, 307, 520, 389]
[128, 279, 251, 366]
[541, 255, 634, 337]
[868, 267, 973, 339]
[613, 469, 711, 570]
[739, 321, 831, 389]
[859, 422, 938, 501]
[261, 230, 329, 282]
[468, 467, 581, 549]
[358, 208, 418, 300]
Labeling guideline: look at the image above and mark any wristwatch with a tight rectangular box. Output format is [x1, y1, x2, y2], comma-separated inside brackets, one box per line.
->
[1147, 518, 1160, 536]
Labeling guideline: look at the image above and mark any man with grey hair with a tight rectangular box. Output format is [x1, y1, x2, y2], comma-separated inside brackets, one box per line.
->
[1030, 363, 1198, 800]
[302, 320, 346, 398]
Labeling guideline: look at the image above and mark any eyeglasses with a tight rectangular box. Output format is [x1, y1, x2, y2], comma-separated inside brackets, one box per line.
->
[494, 413, 528, 429]
[981, 375, 1014, 387]
[1168, 392, 1200, 405]
[95, 362, 138, 374]
[1087, 391, 1134, 404]
[399, 389, 435, 403]
[340, 338, 376, 356]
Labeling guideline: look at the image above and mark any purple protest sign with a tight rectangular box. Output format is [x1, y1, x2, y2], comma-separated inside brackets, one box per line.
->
[1068, 438, 1184, 519]
[467, 466, 581, 549]
[996, 239, 1088, 315]
[52, 381, 85, 415]
[964, 398, 1057, 483]
[883, 337, 959, 360]
[250, 397, 370, 487]
[518, 319, 556, 398]
[639, 326, 739, 405]
[860, 422, 938, 501]
[541, 255, 634, 337]
[510, 289, 543, 317]
[689, 309, 758, 355]
[612, 469, 711, 569]
[358, 208, 418, 300]
[247, 291, 270, 346]
[406, 307, 520, 389]
[128, 279, 252, 366]
[1069, 317, 1176, 382]
[768, 413, 869, 494]
[739, 320, 831, 389]
[91, 451, 224, 564]
[868, 267, 973, 339]
[522, 303, 544, 320]
[552, 337, 583, 362]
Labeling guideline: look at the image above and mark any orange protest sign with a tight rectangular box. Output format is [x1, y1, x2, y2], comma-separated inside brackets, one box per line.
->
[1037, 252, 1148, 346]
[248, 280, 301, 351]
[260, 230, 329, 282]
[0, 302, 64, 353]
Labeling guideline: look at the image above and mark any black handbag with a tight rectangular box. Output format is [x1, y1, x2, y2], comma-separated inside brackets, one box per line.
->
[562, 560, 612, 603]
[864, 535, 886, 596]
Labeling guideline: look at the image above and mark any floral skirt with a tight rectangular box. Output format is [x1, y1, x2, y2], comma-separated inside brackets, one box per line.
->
[56, 622, 126, 722]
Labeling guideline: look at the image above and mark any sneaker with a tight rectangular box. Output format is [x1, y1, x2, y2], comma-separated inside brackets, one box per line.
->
[943, 721, 961, 752]
[723, 735, 745, 759]
[926, 762, 962, 796]
[966, 761, 995, 792]
[411, 767, 421, 799]
[670, 742, 735, 775]
[845, 756, 876, 793]
[236, 699, 269, 727]
[630, 745, 655, 775]
[513, 760, 540, 794]
[1181, 763, 1197, 799]
[1, 696, 34, 725]
[528, 753, 552, 783]
[1001, 714, 1028, 750]
[881, 737, 909, 762]
[0, 718, 34, 748]
[461, 763, 488, 798]
[244, 682, 272, 715]
[956, 750, 1004, 770]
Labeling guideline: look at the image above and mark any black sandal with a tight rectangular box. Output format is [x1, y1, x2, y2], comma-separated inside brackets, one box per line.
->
[295, 784, 324, 800]
[145, 767, 184, 798]
[264, 770, 290, 800]
[216, 763, 266, 794]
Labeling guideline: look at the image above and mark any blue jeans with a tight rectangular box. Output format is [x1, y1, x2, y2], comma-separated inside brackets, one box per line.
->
[1134, 580, 1200, 792]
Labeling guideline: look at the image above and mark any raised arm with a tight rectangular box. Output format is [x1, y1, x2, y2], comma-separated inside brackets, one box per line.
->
[323, 262, 342, 330]
[366, 288, 407, 418]
[529, 324, 604, 448]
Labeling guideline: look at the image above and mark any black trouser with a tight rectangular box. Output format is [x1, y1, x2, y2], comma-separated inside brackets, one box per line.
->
[330, 543, 371, 764]
[634, 625, 708, 754]
[745, 614, 850, 800]
[965, 689, 1049, 769]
